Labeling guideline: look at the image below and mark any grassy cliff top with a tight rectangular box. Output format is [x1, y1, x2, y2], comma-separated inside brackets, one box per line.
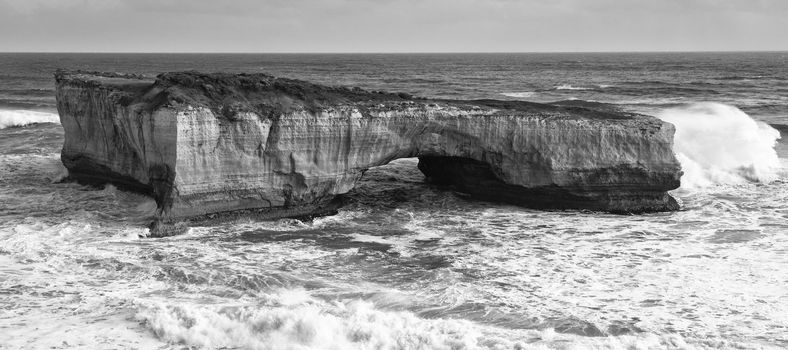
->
[55, 70, 641, 121]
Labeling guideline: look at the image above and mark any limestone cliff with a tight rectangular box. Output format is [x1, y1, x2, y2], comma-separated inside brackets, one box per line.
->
[55, 71, 682, 235]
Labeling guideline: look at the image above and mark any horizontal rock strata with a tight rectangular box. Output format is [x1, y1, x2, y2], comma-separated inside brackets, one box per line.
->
[55, 70, 682, 235]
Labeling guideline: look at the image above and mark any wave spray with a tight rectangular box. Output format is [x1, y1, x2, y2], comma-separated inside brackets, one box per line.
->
[656, 102, 781, 188]
[0, 110, 60, 129]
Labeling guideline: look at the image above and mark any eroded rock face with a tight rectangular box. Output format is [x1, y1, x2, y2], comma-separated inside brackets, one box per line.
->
[55, 71, 682, 235]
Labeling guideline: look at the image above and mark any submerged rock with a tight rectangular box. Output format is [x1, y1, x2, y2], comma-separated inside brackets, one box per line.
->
[55, 70, 681, 236]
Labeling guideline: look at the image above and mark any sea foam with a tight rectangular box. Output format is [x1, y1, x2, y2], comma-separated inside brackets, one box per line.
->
[0, 109, 60, 129]
[656, 102, 781, 188]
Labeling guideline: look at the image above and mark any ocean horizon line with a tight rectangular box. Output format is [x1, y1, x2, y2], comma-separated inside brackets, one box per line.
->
[1, 50, 787, 55]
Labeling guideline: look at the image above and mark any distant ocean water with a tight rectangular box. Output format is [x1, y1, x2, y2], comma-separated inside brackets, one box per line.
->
[1, 52, 787, 349]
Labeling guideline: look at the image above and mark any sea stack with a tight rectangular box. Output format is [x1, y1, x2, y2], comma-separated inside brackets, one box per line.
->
[55, 70, 682, 235]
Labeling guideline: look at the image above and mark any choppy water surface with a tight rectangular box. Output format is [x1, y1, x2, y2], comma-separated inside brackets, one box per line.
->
[1, 53, 788, 349]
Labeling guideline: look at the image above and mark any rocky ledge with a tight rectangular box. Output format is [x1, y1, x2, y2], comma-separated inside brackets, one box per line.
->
[55, 70, 682, 236]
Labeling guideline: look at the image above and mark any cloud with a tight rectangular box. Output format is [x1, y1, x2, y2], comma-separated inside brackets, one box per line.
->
[0, 0, 786, 52]
[1, 0, 120, 13]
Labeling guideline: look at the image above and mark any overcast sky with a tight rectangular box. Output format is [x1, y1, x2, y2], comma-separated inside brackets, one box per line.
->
[1, 0, 787, 52]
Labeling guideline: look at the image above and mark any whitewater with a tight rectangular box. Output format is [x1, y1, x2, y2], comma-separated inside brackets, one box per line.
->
[1, 52, 788, 350]
[1, 101, 785, 349]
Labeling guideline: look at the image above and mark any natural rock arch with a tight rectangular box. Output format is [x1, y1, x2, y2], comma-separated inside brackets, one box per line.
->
[55, 71, 681, 235]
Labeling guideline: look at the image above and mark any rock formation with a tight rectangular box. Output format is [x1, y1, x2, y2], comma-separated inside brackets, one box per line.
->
[55, 70, 682, 236]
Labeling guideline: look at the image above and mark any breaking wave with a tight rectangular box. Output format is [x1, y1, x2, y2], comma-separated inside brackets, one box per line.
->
[0, 109, 60, 129]
[555, 84, 592, 91]
[134, 295, 494, 350]
[134, 292, 696, 350]
[500, 91, 535, 98]
[656, 102, 781, 188]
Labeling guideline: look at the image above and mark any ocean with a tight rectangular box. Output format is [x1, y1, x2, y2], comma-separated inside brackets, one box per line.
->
[0, 52, 786, 349]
